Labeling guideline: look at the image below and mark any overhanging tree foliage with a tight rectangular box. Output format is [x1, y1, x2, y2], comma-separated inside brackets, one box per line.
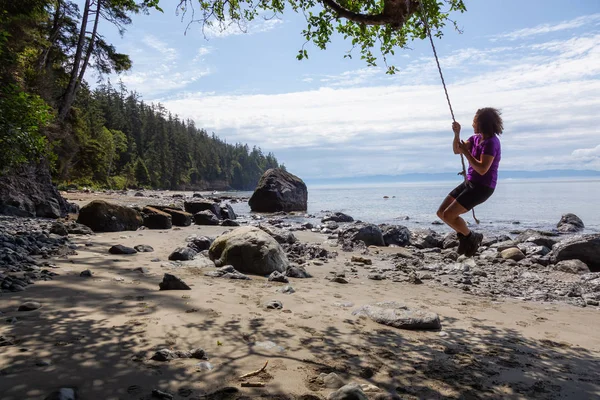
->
[175, 0, 466, 73]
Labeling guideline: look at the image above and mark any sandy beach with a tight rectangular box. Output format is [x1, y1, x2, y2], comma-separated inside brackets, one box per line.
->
[1, 192, 599, 400]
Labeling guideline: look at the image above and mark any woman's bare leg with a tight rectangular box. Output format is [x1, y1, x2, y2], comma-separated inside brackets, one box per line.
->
[438, 200, 470, 236]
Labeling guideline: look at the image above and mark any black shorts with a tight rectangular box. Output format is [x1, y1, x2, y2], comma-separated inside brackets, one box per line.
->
[448, 181, 494, 211]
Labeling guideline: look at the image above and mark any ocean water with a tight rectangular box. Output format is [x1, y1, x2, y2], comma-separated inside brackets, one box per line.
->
[226, 178, 600, 236]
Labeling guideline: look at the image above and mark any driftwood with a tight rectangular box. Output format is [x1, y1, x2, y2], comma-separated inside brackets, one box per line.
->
[239, 361, 268, 379]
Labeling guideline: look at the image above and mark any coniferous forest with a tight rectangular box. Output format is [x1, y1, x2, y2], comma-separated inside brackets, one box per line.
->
[0, 0, 281, 191]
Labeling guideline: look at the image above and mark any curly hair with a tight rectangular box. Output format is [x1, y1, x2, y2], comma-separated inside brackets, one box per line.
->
[474, 107, 503, 137]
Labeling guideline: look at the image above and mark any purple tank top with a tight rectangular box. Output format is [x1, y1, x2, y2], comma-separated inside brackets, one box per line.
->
[466, 134, 501, 188]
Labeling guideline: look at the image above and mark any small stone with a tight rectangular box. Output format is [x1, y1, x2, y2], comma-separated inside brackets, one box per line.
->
[168, 247, 197, 261]
[159, 274, 191, 290]
[80, 270, 93, 277]
[109, 245, 138, 255]
[134, 244, 154, 252]
[152, 349, 178, 361]
[18, 302, 41, 311]
[134, 267, 150, 274]
[191, 348, 208, 360]
[265, 300, 283, 310]
[280, 285, 295, 294]
[321, 372, 345, 389]
[268, 271, 289, 283]
[332, 277, 349, 284]
[327, 383, 368, 400]
[555, 259, 590, 274]
[351, 256, 372, 265]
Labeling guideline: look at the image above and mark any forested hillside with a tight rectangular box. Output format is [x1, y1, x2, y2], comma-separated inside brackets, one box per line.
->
[0, 0, 280, 192]
[56, 82, 281, 190]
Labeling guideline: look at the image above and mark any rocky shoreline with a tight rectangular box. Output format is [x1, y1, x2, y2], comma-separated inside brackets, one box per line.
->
[2, 189, 598, 311]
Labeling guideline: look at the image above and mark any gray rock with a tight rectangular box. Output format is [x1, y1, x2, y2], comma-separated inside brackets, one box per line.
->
[18, 301, 41, 311]
[352, 301, 441, 330]
[249, 168, 308, 212]
[168, 247, 196, 261]
[187, 235, 213, 252]
[268, 271, 289, 283]
[557, 213, 584, 233]
[221, 219, 240, 227]
[380, 224, 411, 247]
[220, 203, 237, 220]
[500, 247, 525, 261]
[265, 300, 283, 310]
[66, 222, 93, 235]
[194, 210, 220, 225]
[184, 200, 221, 218]
[338, 223, 385, 247]
[159, 274, 191, 290]
[134, 244, 154, 253]
[151, 349, 178, 361]
[551, 233, 600, 272]
[209, 226, 288, 275]
[327, 383, 368, 400]
[322, 212, 354, 223]
[410, 229, 443, 249]
[555, 259, 590, 274]
[80, 269, 93, 277]
[50, 222, 68, 236]
[285, 265, 312, 278]
[321, 372, 345, 389]
[109, 245, 138, 255]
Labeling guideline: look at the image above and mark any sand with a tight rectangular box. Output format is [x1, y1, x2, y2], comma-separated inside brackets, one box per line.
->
[1, 193, 599, 400]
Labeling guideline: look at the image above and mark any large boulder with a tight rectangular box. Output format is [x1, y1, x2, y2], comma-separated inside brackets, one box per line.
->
[77, 200, 142, 232]
[209, 226, 289, 275]
[151, 206, 192, 226]
[338, 223, 385, 247]
[550, 234, 600, 272]
[248, 168, 307, 212]
[557, 213, 585, 233]
[0, 162, 74, 218]
[142, 206, 172, 229]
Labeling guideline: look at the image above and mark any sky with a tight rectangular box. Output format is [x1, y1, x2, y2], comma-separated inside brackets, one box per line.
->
[95, 0, 600, 179]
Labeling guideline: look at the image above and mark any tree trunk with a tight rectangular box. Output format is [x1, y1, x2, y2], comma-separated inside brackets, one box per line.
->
[74, 0, 102, 94]
[58, 0, 91, 121]
[37, 0, 63, 72]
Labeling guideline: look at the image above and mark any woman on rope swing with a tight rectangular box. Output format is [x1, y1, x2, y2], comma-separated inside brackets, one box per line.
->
[437, 107, 503, 257]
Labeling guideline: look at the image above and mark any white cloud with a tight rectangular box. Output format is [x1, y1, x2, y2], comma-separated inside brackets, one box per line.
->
[108, 35, 213, 96]
[492, 13, 600, 41]
[573, 144, 600, 160]
[159, 30, 600, 178]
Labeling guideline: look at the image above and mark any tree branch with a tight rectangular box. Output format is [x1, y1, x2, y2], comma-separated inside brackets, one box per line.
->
[319, 0, 388, 26]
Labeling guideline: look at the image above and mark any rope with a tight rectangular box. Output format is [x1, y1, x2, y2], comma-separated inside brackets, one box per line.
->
[417, 0, 479, 224]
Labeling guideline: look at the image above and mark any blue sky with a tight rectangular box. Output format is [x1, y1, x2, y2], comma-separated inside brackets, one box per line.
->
[95, 0, 600, 179]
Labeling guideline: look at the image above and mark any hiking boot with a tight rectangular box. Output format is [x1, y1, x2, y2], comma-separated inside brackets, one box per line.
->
[456, 233, 467, 255]
[464, 232, 483, 258]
